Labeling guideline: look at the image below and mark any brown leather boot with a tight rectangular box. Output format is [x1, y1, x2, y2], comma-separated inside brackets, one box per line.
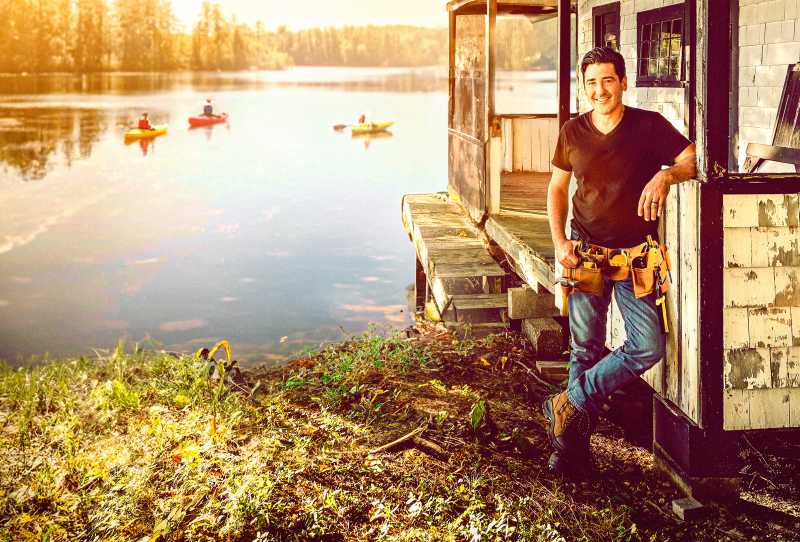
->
[542, 391, 591, 456]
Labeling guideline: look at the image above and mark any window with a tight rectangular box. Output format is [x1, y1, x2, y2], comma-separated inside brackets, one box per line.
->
[637, 4, 685, 87]
[593, 3, 620, 50]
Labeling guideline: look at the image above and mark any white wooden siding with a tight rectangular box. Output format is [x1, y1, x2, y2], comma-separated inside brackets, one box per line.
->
[723, 193, 800, 429]
[500, 117, 560, 173]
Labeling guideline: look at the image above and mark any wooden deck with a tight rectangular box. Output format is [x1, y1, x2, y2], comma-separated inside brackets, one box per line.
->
[402, 193, 512, 336]
[500, 171, 550, 214]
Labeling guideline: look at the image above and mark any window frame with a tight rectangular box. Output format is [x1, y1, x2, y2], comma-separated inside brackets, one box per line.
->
[593, 2, 621, 50]
[636, 3, 685, 88]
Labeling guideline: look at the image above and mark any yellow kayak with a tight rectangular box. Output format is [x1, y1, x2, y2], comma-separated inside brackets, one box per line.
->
[124, 125, 168, 141]
[351, 121, 394, 135]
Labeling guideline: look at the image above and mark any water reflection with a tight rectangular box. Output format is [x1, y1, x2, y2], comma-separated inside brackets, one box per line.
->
[351, 129, 393, 150]
[0, 70, 451, 365]
[0, 107, 109, 180]
[0, 67, 448, 96]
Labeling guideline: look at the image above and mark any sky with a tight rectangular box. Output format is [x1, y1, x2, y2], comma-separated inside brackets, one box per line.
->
[170, 0, 448, 30]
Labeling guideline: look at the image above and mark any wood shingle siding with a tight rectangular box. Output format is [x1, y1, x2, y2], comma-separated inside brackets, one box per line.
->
[723, 192, 800, 428]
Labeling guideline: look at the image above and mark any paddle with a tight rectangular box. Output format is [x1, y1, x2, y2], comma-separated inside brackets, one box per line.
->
[333, 124, 350, 131]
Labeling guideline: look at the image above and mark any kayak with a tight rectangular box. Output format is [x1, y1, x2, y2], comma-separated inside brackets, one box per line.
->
[351, 121, 394, 135]
[351, 130, 393, 140]
[188, 112, 229, 127]
[124, 125, 167, 141]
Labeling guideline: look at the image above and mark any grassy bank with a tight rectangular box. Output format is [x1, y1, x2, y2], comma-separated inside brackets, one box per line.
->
[0, 328, 797, 541]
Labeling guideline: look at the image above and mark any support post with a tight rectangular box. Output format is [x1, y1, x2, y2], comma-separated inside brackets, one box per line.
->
[653, 0, 738, 501]
[557, 0, 571, 129]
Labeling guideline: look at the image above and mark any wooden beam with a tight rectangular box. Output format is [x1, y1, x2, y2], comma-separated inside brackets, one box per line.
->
[696, 0, 729, 431]
[448, 10, 456, 132]
[696, 0, 730, 182]
[745, 143, 800, 170]
[486, 0, 496, 126]
[557, 0, 571, 129]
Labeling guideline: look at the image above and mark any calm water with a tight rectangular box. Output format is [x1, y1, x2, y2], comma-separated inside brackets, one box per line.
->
[0, 67, 560, 365]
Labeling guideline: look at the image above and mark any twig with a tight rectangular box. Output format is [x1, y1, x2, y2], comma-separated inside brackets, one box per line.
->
[513, 359, 552, 389]
[644, 499, 679, 523]
[368, 425, 426, 455]
[742, 434, 772, 472]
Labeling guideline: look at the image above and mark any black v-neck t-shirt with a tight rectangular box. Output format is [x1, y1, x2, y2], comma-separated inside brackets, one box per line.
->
[551, 106, 691, 248]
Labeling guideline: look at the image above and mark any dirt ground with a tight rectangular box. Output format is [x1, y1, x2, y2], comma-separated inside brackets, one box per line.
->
[247, 323, 800, 541]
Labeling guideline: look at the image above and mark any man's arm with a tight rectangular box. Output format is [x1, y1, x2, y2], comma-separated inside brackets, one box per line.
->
[638, 143, 697, 222]
[547, 166, 580, 268]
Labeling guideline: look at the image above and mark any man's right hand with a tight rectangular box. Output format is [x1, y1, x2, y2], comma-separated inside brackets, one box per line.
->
[556, 239, 580, 269]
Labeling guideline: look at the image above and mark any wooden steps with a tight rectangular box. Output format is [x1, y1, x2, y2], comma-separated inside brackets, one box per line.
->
[402, 193, 512, 338]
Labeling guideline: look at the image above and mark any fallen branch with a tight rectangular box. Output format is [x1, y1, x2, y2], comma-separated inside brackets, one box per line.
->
[413, 435, 445, 456]
[368, 425, 426, 455]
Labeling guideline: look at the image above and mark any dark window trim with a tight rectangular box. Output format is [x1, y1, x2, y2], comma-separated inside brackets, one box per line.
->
[636, 3, 685, 88]
[593, 2, 620, 50]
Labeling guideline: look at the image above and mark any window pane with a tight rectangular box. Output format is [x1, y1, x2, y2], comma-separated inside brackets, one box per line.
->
[641, 40, 650, 59]
[649, 59, 657, 75]
[657, 57, 665, 76]
[639, 59, 648, 77]
[661, 36, 670, 57]
[642, 23, 651, 42]
[661, 20, 670, 36]
[669, 56, 679, 78]
[651, 24, 660, 44]
[671, 37, 681, 56]
[672, 19, 682, 37]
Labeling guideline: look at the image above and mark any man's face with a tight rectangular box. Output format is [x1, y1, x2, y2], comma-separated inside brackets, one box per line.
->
[583, 62, 627, 115]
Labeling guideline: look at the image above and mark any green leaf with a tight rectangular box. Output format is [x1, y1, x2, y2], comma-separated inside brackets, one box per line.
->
[469, 399, 486, 431]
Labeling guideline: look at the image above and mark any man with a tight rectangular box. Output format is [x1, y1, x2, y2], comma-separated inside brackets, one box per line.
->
[138, 112, 153, 130]
[203, 98, 214, 117]
[543, 47, 696, 474]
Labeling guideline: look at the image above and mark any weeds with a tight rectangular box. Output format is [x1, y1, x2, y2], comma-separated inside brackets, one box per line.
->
[0, 330, 725, 541]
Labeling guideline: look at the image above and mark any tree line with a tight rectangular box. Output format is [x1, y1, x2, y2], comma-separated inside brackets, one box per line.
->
[0, 0, 447, 73]
[0, 1, 564, 73]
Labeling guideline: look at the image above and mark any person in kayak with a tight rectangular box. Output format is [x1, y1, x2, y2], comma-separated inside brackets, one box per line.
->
[358, 113, 366, 124]
[138, 113, 153, 130]
[203, 98, 214, 117]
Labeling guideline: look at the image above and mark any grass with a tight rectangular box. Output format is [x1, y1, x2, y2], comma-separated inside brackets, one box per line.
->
[1, 329, 782, 541]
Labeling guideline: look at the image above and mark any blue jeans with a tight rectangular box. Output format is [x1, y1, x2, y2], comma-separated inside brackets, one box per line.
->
[566, 274, 665, 417]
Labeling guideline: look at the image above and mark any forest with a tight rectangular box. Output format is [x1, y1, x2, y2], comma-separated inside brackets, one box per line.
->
[0, 0, 560, 73]
[0, 0, 444, 72]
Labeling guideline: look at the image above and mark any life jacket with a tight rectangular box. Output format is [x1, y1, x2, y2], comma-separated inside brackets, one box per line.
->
[138, 118, 152, 129]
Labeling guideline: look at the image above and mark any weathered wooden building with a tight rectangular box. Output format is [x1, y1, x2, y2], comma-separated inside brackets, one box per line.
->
[402, 0, 800, 498]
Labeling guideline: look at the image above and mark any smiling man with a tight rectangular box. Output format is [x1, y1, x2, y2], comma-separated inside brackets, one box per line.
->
[542, 47, 696, 475]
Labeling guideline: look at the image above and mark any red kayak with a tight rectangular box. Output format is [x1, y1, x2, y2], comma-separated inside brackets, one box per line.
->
[188, 112, 229, 127]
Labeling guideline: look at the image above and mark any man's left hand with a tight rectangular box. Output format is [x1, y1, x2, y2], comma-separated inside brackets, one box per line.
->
[638, 171, 672, 222]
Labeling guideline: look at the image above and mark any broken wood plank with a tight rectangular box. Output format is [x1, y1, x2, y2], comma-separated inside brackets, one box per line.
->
[536, 360, 569, 381]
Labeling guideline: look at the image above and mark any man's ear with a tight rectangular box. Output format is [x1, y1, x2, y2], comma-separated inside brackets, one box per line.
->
[621, 75, 628, 91]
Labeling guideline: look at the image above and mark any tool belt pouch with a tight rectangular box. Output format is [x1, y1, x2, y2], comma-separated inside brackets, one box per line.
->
[566, 266, 603, 296]
[629, 241, 671, 298]
[631, 266, 656, 298]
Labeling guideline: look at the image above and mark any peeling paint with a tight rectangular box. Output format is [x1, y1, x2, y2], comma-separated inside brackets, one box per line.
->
[771, 350, 784, 388]
[775, 269, 800, 306]
[759, 199, 778, 227]
[770, 239, 800, 267]
[786, 195, 799, 227]
[725, 348, 771, 389]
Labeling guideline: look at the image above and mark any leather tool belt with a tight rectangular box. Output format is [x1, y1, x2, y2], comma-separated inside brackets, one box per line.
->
[562, 235, 671, 299]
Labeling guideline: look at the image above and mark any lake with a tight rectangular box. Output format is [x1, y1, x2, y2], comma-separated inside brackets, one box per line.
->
[0, 67, 563, 365]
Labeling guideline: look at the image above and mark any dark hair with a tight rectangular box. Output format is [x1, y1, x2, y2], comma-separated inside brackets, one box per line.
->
[580, 47, 626, 80]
